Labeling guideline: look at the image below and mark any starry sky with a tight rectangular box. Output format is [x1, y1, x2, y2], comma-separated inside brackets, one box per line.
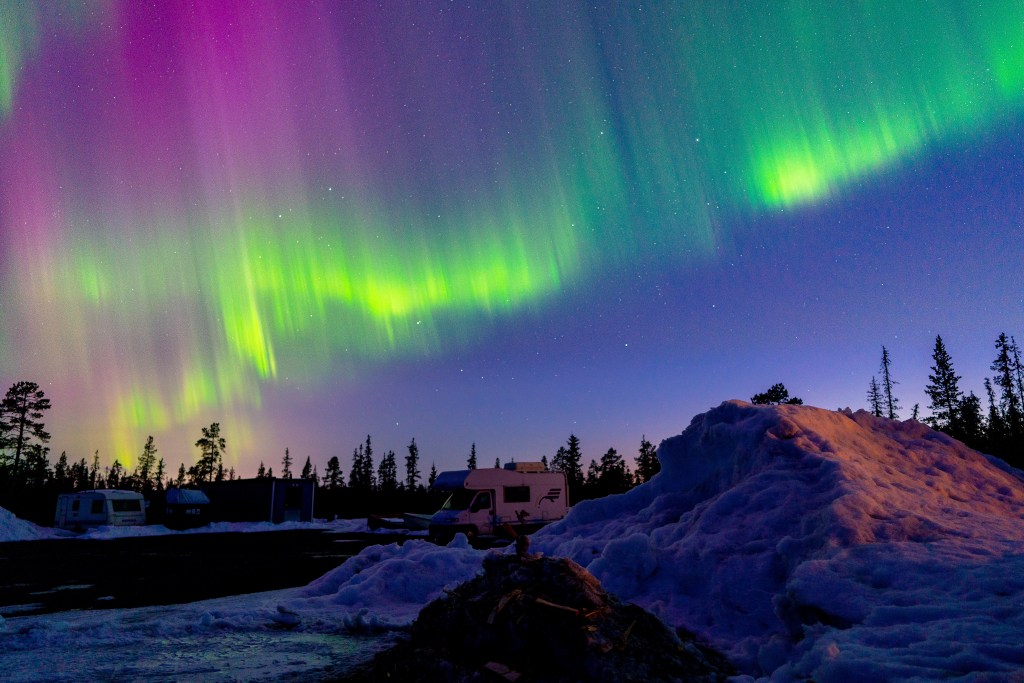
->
[1, 1, 1022, 477]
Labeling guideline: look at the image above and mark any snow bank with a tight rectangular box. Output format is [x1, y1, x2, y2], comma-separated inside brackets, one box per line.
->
[0, 507, 51, 543]
[282, 535, 485, 629]
[72, 516, 412, 540]
[532, 401, 1024, 680]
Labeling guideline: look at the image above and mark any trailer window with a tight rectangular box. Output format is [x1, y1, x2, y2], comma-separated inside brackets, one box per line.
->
[91, 499, 104, 514]
[503, 486, 530, 504]
[112, 499, 142, 513]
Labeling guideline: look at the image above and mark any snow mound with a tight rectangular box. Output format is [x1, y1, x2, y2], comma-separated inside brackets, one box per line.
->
[0, 506, 50, 543]
[282, 536, 485, 629]
[532, 400, 1024, 680]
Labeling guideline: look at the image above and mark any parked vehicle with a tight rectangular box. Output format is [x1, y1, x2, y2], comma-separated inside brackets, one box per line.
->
[429, 462, 569, 541]
[54, 490, 146, 531]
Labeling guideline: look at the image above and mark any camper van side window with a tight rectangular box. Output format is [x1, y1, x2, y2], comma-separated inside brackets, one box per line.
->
[71, 500, 80, 512]
[91, 499, 104, 514]
[503, 486, 530, 503]
[112, 499, 142, 513]
[471, 491, 492, 512]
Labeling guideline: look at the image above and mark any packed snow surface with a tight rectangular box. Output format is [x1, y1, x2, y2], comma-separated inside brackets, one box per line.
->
[4, 401, 1024, 681]
[0, 536, 480, 681]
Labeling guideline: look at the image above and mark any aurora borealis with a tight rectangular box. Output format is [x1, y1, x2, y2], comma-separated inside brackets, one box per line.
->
[1, 1, 1022, 475]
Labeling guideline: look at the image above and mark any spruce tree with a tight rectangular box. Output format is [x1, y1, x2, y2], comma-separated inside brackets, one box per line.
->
[634, 436, 660, 483]
[136, 436, 158, 493]
[991, 333, 1024, 461]
[108, 459, 124, 489]
[349, 445, 366, 489]
[378, 450, 398, 492]
[155, 458, 165, 491]
[24, 444, 50, 489]
[257, 461, 266, 478]
[551, 446, 568, 474]
[1011, 336, 1024, 408]
[405, 438, 420, 490]
[558, 435, 584, 490]
[281, 447, 293, 479]
[361, 436, 376, 490]
[91, 451, 101, 489]
[54, 451, 71, 491]
[993, 334, 1023, 427]
[598, 447, 630, 494]
[300, 455, 313, 480]
[959, 392, 985, 450]
[867, 377, 883, 417]
[880, 346, 900, 419]
[984, 379, 1006, 450]
[323, 456, 342, 489]
[428, 462, 438, 488]
[924, 335, 962, 436]
[467, 443, 477, 470]
[71, 457, 89, 490]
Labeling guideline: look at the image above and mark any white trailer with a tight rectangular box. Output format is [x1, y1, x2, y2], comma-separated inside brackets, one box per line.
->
[54, 490, 146, 531]
[429, 462, 569, 541]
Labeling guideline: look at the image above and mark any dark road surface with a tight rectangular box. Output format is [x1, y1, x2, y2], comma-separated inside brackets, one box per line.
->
[0, 529, 411, 617]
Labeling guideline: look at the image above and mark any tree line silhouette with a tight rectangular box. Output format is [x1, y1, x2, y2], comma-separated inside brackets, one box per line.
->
[863, 333, 1023, 468]
[2, 330, 1020, 525]
[0, 379, 662, 524]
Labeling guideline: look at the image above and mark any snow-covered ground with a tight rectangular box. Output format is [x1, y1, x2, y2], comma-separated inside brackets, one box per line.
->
[0, 510, 415, 544]
[3, 401, 1024, 681]
[0, 537, 480, 681]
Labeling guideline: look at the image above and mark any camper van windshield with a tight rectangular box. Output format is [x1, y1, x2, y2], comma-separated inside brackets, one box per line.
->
[441, 490, 476, 511]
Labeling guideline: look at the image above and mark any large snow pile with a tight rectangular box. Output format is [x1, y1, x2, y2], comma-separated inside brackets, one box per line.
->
[0, 506, 50, 543]
[533, 401, 1024, 681]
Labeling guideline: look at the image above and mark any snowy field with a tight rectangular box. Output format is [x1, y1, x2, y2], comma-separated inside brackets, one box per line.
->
[3, 401, 1024, 681]
[0, 510, 403, 544]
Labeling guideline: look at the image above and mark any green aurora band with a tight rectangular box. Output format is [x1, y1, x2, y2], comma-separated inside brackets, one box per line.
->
[50, 192, 591, 443]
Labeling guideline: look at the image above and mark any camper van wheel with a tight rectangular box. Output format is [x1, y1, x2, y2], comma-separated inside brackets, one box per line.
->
[463, 526, 478, 541]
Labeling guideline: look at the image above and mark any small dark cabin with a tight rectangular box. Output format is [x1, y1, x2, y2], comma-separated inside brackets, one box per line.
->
[164, 488, 211, 530]
[200, 478, 315, 524]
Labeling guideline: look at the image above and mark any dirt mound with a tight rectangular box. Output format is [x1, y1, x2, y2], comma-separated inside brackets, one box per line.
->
[342, 549, 730, 682]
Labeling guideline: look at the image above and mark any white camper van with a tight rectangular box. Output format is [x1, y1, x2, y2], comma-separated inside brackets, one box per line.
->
[54, 490, 146, 531]
[429, 462, 569, 541]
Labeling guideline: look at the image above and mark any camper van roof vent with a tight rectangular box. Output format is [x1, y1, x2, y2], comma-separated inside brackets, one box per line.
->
[503, 461, 546, 473]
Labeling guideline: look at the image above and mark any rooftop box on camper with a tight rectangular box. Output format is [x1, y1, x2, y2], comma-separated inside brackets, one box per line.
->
[54, 490, 146, 531]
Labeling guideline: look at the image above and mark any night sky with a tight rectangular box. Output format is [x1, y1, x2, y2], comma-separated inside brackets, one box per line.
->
[1, 1, 1022, 477]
